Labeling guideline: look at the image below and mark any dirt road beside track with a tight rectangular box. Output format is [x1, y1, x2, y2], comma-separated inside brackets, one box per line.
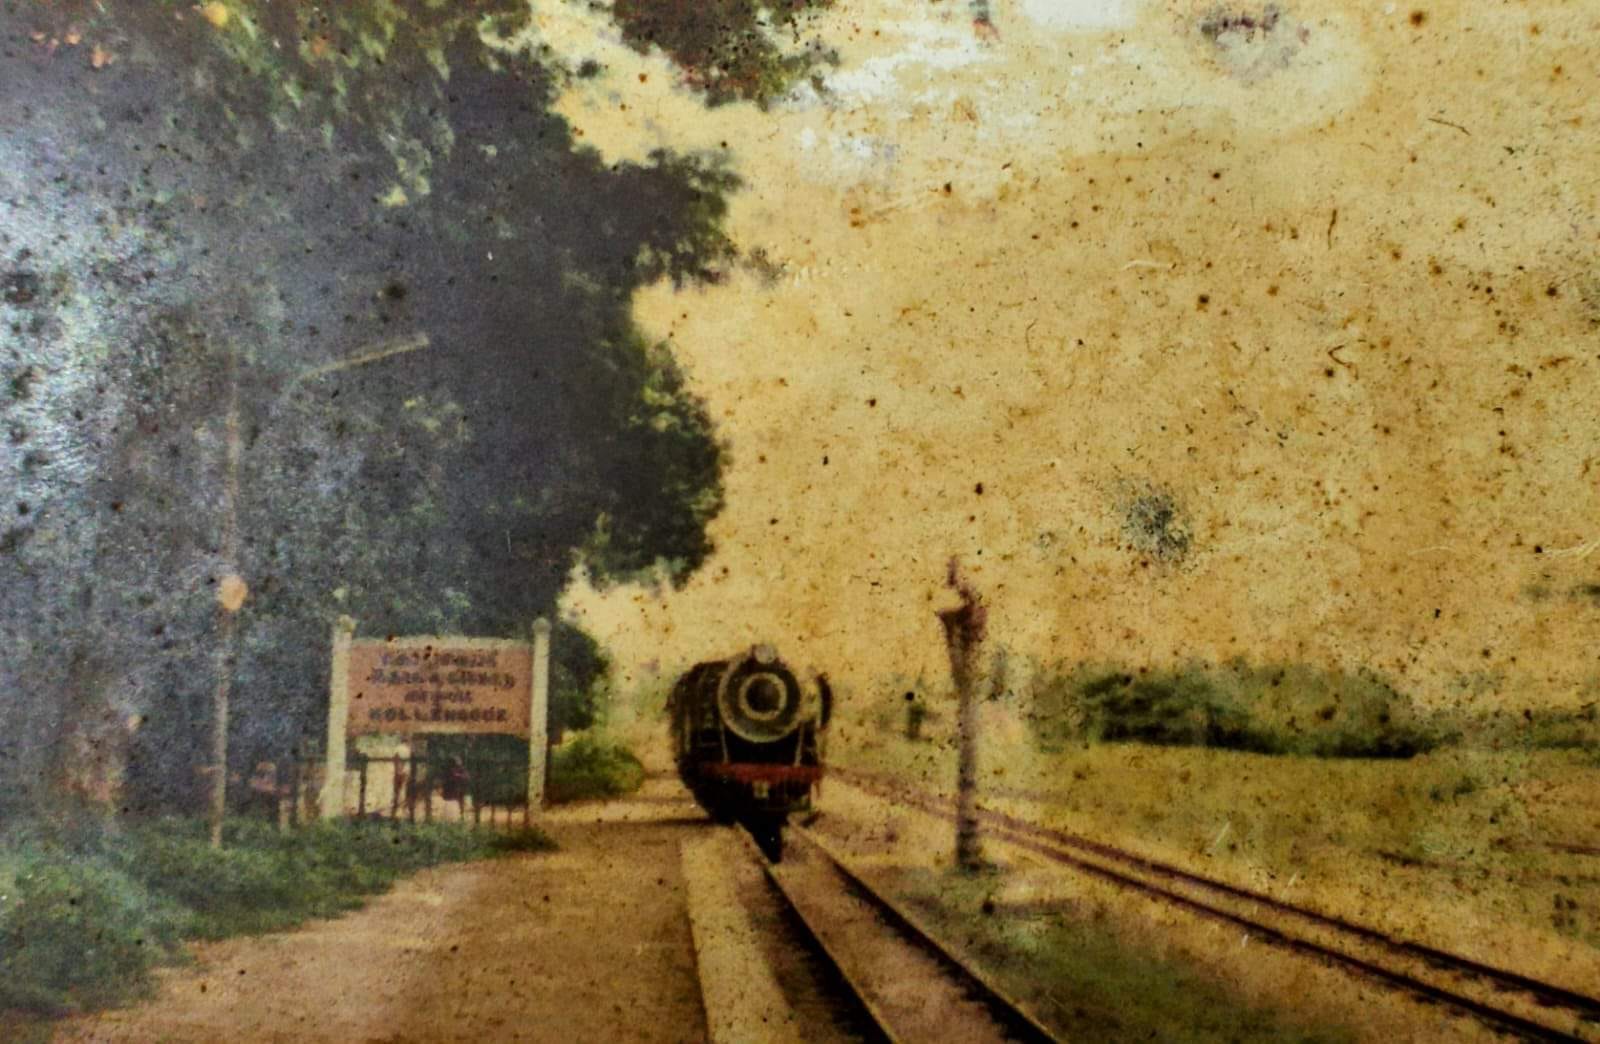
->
[57, 783, 710, 1044]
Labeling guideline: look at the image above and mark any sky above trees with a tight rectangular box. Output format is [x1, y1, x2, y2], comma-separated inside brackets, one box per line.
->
[551, 0, 1600, 714]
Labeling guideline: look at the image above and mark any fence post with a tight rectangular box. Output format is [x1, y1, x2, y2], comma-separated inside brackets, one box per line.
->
[356, 755, 369, 818]
[275, 760, 292, 832]
[289, 755, 302, 828]
[406, 752, 418, 823]
[319, 616, 357, 820]
[526, 618, 552, 826]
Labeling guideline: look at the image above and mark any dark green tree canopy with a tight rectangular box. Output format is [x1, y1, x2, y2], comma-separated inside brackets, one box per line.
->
[0, 0, 748, 811]
[610, 0, 838, 107]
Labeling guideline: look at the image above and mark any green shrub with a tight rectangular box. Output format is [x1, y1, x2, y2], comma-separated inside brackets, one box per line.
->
[547, 734, 645, 803]
[1030, 660, 1440, 759]
[0, 846, 188, 1013]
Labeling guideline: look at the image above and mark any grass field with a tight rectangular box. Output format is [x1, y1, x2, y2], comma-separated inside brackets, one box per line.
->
[834, 725, 1600, 991]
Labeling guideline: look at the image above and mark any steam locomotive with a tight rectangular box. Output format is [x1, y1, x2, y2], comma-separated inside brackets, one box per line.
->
[669, 645, 830, 858]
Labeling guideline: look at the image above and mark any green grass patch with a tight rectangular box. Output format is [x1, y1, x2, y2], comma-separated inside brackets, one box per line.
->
[547, 734, 646, 803]
[0, 843, 189, 1015]
[0, 817, 551, 1016]
[891, 867, 1354, 1043]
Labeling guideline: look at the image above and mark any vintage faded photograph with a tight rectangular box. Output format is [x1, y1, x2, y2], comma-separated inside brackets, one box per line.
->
[2, 1, 1597, 1041]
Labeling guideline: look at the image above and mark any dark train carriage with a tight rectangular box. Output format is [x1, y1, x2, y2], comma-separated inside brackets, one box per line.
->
[669, 645, 829, 832]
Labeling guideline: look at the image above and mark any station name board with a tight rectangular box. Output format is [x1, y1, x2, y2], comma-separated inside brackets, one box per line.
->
[346, 639, 531, 736]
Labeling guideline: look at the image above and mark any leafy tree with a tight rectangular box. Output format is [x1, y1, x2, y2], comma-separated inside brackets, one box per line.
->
[610, 0, 838, 107]
[1, 1, 737, 815]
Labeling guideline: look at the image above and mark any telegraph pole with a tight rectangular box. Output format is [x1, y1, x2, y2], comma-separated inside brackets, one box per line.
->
[937, 557, 987, 871]
[208, 346, 246, 849]
[201, 334, 430, 847]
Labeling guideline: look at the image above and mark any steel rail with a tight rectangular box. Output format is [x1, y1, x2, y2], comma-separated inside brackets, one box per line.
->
[837, 768, 1599, 1043]
[739, 824, 1061, 1043]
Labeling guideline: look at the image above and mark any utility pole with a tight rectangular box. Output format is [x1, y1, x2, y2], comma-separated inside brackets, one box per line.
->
[937, 557, 987, 872]
[201, 335, 428, 847]
[208, 345, 247, 849]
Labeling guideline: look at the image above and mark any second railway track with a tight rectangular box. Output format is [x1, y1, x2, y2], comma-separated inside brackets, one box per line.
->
[834, 768, 1600, 1043]
[745, 822, 1060, 1043]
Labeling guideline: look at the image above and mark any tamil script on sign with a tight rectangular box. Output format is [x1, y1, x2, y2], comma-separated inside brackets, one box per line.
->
[347, 641, 532, 736]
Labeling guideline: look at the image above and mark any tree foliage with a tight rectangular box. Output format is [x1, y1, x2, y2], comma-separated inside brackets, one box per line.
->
[610, 0, 838, 107]
[0, 1, 737, 813]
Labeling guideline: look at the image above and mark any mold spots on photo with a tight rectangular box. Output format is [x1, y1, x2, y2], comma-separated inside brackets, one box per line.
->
[1195, 4, 1307, 83]
[1117, 482, 1194, 566]
[3, 268, 42, 307]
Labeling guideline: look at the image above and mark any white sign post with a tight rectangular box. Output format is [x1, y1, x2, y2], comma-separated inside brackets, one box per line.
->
[320, 615, 357, 820]
[526, 617, 552, 823]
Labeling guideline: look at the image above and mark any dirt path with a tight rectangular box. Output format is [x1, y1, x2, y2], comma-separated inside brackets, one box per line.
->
[57, 783, 710, 1043]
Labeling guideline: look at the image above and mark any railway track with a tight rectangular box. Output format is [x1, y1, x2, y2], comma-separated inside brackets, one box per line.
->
[742, 822, 1061, 1043]
[834, 768, 1600, 1043]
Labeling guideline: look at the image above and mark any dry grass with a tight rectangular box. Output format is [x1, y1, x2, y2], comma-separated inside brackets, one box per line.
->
[834, 727, 1600, 994]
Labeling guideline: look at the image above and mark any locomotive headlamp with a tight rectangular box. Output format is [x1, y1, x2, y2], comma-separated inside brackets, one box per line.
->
[715, 654, 804, 743]
[738, 673, 787, 721]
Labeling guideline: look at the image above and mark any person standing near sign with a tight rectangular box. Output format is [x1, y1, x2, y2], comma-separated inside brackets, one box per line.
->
[441, 755, 470, 818]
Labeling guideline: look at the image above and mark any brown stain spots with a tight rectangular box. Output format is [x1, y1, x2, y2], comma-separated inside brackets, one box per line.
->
[1408, 10, 1427, 28]
[1196, 293, 1211, 311]
[1266, 284, 1279, 297]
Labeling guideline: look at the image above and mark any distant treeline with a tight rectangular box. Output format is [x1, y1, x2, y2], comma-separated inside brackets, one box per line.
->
[1025, 661, 1599, 760]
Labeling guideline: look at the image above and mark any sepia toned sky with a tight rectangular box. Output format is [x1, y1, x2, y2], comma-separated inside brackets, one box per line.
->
[541, 0, 1598, 709]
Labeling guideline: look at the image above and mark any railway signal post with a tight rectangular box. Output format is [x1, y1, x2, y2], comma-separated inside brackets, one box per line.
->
[938, 557, 987, 872]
